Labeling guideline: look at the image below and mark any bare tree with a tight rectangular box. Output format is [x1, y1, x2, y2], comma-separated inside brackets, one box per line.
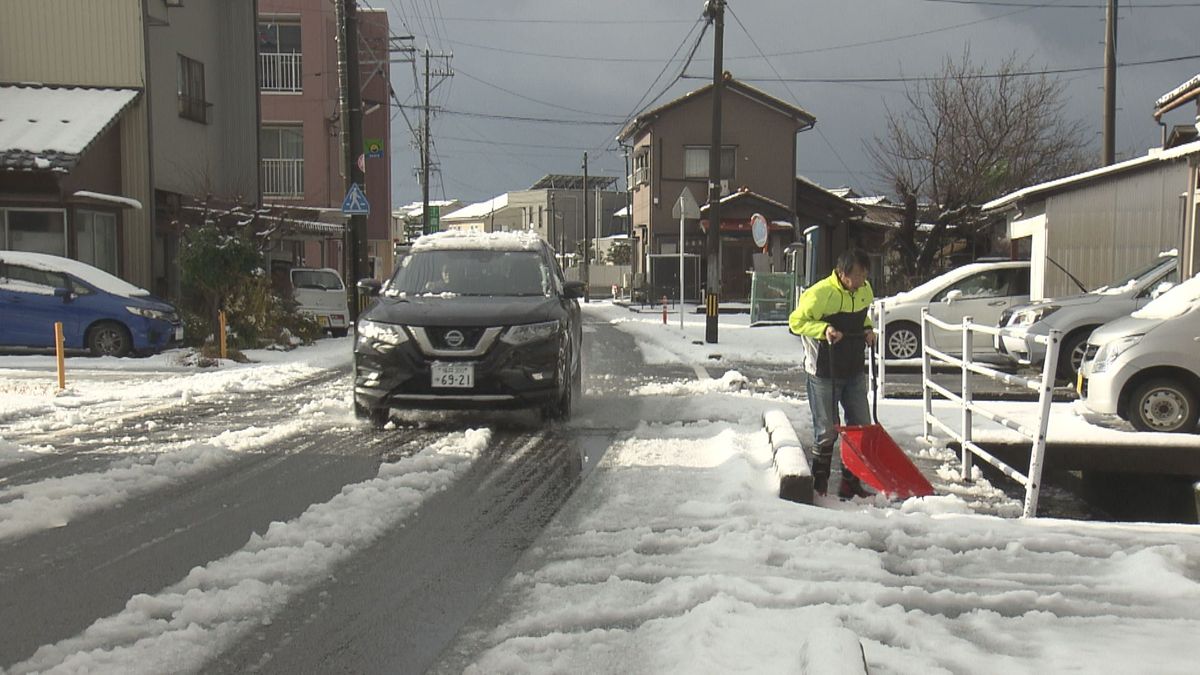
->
[868, 50, 1091, 283]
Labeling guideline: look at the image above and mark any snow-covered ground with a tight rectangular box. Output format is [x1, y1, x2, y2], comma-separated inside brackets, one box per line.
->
[2, 305, 1199, 673]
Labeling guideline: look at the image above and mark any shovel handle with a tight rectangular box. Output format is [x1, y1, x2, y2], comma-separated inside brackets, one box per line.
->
[829, 332, 880, 426]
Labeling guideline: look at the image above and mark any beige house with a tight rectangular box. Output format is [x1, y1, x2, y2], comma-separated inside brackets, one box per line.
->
[0, 0, 259, 296]
[617, 75, 816, 301]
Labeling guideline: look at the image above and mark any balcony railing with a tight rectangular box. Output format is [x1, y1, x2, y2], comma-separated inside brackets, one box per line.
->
[262, 158, 304, 197]
[260, 52, 303, 93]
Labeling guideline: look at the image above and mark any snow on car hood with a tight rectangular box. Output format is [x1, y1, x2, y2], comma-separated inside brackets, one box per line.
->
[1086, 313, 1166, 347]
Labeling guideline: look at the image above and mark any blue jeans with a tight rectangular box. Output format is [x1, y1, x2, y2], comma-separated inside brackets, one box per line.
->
[805, 373, 871, 476]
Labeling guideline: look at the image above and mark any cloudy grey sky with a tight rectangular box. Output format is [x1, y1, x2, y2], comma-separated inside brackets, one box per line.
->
[372, 0, 1200, 208]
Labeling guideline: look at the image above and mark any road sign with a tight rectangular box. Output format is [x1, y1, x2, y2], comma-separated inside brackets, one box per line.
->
[751, 212, 768, 248]
[364, 138, 384, 158]
[342, 183, 370, 215]
[672, 188, 701, 220]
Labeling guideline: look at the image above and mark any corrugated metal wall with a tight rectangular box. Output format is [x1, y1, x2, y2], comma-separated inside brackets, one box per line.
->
[0, 0, 144, 87]
[1043, 162, 1186, 297]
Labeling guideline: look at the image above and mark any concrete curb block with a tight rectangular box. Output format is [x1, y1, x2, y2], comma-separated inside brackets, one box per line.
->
[764, 408, 813, 504]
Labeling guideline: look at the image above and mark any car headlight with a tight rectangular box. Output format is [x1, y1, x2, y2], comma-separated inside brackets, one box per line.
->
[126, 306, 173, 322]
[357, 319, 409, 346]
[1091, 334, 1142, 373]
[501, 320, 561, 345]
[1012, 305, 1060, 327]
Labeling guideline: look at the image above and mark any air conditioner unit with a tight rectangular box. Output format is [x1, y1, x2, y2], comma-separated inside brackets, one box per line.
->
[719, 179, 730, 196]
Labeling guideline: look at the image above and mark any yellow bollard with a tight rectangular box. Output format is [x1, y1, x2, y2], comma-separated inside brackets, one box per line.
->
[218, 310, 228, 360]
[54, 321, 66, 390]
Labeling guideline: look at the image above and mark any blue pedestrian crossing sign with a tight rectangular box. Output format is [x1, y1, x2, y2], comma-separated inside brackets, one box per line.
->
[342, 183, 370, 215]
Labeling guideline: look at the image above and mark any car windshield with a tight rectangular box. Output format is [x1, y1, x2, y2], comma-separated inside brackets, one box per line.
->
[1131, 273, 1200, 320]
[387, 249, 550, 297]
[1091, 257, 1174, 294]
[291, 270, 344, 291]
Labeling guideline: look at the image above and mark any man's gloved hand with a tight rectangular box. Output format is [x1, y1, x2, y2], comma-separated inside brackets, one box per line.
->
[824, 326, 843, 344]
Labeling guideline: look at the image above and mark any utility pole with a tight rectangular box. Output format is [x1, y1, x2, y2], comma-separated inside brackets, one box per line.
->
[582, 152, 590, 303]
[1103, 0, 1118, 165]
[423, 48, 432, 234]
[338, 0, 368, 319]
[703, 0, 724, 343]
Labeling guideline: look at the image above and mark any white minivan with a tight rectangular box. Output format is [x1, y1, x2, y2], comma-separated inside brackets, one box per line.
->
[1078, 274, 1200, 433]
[290, 267, 350, 337]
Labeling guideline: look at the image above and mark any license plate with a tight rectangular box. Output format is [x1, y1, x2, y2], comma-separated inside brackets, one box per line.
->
[174, 326, 184, 341]
[318, 315, 329, 327]
[432, 362, 474, 388]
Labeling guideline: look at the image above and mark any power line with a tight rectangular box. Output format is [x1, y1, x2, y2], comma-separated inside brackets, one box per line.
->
[395, 105, 621, 126]
[393, 16, 695, 25]
[455, 68, 627, 119]
[678, 52, 1200, 84]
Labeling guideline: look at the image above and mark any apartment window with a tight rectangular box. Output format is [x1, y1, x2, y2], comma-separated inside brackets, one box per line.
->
[683, 146, 735, 180]
[258, 20, 303, 92]
[177, 54, 210, 123]
[2, 209, 67, 255]
[261, 125, 305, 197]
[77, 210, 119, 275]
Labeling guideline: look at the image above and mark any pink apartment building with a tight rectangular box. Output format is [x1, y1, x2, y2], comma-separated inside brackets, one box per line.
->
[257, 0, 392, 280]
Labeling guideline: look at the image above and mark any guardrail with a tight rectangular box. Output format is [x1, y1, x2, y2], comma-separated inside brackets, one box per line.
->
[919, 308, 1062, 518]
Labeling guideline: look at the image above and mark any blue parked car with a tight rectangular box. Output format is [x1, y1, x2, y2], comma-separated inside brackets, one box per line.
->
[0, 251, 182, 357]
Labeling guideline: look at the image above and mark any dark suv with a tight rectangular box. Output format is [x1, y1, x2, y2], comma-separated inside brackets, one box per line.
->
[353, 231, 584, 426]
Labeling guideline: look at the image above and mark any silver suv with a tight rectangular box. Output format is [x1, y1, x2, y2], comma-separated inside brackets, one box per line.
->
[996, 253, 1178, 379]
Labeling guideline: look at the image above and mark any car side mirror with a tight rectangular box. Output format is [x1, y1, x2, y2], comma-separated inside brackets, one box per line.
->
[944, 289, 963, 303]
[562, 281, 586, 299]
[357, 278, 382, 297]
[53, 287, 73, 301]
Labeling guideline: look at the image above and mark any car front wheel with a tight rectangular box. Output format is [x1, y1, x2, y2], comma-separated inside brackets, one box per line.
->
[354, 402, 389, 429]
[87, 321, 132, 357]
[542, 344, 573, 421]
[1126, 378, 1199, 433]
[885, 323, 921, 360]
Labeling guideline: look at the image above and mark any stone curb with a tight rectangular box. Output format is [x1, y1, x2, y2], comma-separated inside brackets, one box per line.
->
[763, 408, 813, 505]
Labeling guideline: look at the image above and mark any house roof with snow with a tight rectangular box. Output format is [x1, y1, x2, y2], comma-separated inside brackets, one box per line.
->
[982, 139, 1200, 212]
[441, 194, 510, 222]
[0, 84, 140, 172]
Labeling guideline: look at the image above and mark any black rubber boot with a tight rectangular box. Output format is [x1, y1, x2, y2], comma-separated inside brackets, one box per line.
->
[810, 451, 832, 496]
[837, 469, 872, 500]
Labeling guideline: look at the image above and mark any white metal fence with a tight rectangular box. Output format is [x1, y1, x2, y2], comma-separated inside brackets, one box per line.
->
[262, 158, 304, 197]
[260, 52, 303, 92]
[915, 307, 1062, 518]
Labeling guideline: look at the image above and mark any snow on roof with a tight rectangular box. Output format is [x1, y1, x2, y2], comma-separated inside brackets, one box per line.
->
[393, 200, 460, 218]
[73, 190, 142, 210]
[1132, 273, 1200, 320]
[0, 85, 140, 172]
[612, 205, 630, 218]
[0, 250, 150, 297]
[441, 194, 509, 221]
[983, 139, 1200, 211]
[410, 229, 543, 252]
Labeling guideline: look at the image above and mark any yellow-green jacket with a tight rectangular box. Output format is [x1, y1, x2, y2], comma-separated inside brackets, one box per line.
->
[789, 271, 874, 377]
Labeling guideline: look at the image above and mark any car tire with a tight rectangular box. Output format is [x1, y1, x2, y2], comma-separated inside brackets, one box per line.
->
[1125, 378, 1199, 434]
[331, 328, 349, 338]
[87, 321, 132, 357]
[885, 322, 921, 360]
[1056, 330, 1093, 380]
[543, 346, 573, 421]
[354, 402, 390, 429]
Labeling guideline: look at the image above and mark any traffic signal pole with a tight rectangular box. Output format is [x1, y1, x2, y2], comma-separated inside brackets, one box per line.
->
[703, 0, 724, 343]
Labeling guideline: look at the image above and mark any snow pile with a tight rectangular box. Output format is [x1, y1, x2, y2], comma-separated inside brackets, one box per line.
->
[9, 429, 491, 674]
[451, 411, 1200, 673]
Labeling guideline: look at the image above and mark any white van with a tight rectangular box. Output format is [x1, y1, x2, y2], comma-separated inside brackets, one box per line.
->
[290, 268, 350, 337]
[1078, 274, 1200, 433]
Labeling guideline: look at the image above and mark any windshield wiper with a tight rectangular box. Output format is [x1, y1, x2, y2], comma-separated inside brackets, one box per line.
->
[1044, 255, 1087, 293]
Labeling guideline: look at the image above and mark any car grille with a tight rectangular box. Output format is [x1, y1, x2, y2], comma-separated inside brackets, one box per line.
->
[427, 326, 490, 350]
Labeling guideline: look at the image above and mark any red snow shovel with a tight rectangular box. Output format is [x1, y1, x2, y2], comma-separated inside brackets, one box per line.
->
[834, 336, 934, 499]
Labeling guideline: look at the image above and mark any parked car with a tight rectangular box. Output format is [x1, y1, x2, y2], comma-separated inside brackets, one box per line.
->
[996, 253, 1178, 379]
[0, 251, 182, 357]
[352, 231, 584, 427]
[289, 267, 350, 338]
[1078, 273, 1200, 433]
[878, 261, 1031, 359]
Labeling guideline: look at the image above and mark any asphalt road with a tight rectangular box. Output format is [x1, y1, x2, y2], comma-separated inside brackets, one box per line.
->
[0, 316, 684, 673]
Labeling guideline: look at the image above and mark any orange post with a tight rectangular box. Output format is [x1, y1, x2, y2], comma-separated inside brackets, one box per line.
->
[54, 321, 65, 390]
[662, 295, 668, 325]
[218, 310, 228, 360]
